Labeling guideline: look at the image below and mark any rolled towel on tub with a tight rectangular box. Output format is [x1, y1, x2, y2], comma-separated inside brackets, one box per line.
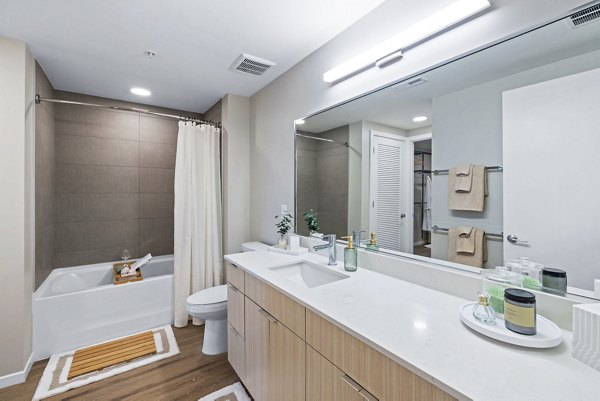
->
[131, 253, 152, 271]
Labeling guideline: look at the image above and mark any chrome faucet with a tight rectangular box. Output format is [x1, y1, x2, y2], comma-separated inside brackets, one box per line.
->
[313, 234, 337, 266]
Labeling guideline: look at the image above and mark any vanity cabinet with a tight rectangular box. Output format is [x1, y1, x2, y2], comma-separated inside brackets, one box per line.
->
[226, 262, 455, 401]
[306, 309, 457, 401]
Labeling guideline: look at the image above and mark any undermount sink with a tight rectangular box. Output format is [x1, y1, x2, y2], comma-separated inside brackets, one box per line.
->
[268, 261, 350, 289]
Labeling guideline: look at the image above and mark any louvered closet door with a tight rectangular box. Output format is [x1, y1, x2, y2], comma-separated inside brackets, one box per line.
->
[369, 134, 406, 252]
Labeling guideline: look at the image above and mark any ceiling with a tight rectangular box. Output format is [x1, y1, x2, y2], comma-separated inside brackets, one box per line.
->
[301, 15, 600, 133]
[0, 0, 386, 112]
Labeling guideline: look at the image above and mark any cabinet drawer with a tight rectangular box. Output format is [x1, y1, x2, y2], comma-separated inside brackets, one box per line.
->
[227, 322, 245, 382]
[227, 283, 245, 337]
[226, 261, 244, 291]
[245, 272, 305, 339]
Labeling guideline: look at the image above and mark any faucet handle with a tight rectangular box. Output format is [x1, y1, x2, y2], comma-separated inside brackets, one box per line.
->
[322, 234, 336, 244]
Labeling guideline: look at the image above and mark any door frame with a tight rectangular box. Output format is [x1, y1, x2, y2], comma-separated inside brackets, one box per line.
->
[409, 132, 433, 253]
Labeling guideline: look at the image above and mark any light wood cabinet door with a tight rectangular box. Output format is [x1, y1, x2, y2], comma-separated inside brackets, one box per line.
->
[306, 346, 334, 401]
[227, 283, 244, 337]
[227, 322, 245, 382]
[268, 318, 305, 401]
[244, 298, 270, 401]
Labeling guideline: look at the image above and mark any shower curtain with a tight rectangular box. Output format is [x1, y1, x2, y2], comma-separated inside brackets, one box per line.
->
[173, 121, 223, 328]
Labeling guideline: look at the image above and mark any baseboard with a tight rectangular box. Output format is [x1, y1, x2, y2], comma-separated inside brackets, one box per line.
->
[413, 240, 425, 246]
[0, 353, 33, 389]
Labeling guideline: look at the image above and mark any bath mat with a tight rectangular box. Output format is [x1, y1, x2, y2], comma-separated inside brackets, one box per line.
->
[32, 325, 179, 401]
[198, 382, 251, 401]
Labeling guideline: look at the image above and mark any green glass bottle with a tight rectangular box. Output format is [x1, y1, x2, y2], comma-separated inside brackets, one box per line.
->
[341, 236, 357, 272]
[366, 232, 379, 251]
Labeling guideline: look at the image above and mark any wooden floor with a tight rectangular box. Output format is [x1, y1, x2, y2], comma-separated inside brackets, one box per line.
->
[413, 244, 432, 258]
[0, 325, 240, 401]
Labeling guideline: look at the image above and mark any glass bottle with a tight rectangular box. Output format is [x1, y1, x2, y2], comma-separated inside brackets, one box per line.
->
[473, 291, 496, 324]
[341, 236, 358, 272]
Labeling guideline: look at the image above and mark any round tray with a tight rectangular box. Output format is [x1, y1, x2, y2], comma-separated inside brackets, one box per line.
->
[459, 302, 562, 348]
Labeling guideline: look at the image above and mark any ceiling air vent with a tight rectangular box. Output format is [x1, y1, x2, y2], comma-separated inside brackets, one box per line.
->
[568, 3, 600, 28]
[230, 53, 276, 76]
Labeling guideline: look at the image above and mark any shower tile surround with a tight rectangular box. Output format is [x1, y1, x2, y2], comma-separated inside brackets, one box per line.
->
[296, 126, 349, 237]
[35, 77, 203, 285]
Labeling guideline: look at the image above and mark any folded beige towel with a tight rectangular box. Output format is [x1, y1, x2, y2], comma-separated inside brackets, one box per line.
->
[453, 164, 473, 192]
[447, 227, 487, 268]
[456, 226, 475, 254]
[448, 164, 488, 211]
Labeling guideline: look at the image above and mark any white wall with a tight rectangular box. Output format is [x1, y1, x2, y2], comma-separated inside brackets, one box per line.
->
[0, 37, 35, 382]
[222, 94, 251, 254]
[249, 0, 590, 244]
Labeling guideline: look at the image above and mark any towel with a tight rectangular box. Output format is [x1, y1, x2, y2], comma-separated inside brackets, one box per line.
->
[448, 164, 488, 211]
[447, 227, 487, 268]
[453, 164, 473, 192]
[131, 253, 152, 271]
[455, 226, 475, 254]
[422, 175, 432, 231]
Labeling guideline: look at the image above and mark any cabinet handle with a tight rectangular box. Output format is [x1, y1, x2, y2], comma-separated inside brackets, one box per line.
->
[340, 374, 362, 392]
[229, 284, 239, 293]
[359, 389, 379, 401]
[258, 308, 278, 324]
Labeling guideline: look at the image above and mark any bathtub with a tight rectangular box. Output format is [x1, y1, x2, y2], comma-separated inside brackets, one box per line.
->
[33, 255, 174, 361]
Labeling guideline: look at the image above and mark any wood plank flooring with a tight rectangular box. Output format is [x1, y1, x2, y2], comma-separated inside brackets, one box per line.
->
[0, 325, 240, 401]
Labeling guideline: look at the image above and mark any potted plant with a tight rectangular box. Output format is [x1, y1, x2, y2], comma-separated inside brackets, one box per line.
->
[275, 213, 294, 249]
[303, 209, 320, 236]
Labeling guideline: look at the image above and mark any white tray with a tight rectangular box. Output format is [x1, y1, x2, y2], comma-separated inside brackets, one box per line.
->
[268, 246, 309, 256]
[459, 302, 562, 348]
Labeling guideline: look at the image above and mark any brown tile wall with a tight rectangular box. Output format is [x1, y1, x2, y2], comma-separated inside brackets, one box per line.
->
[52, 91, 202, 269]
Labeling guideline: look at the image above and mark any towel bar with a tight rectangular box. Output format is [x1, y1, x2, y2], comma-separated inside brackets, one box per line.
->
[432, 165, 503, 175]
[432, 225, 503, 239]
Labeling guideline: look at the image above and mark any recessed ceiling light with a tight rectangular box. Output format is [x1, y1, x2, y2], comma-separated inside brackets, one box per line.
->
[294, 119, 306, 125]
[413, 116, 428, 123]
[130, 87, 151, 96]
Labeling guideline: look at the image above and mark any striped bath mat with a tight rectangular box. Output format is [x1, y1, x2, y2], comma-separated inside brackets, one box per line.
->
[33, 325, 179, 401]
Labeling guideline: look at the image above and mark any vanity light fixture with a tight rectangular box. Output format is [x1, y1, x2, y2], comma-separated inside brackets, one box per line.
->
[413, 116, 428, 123]
[294, 119, 306, 125]
[323, 0, 491, 83]
[130, 87, 151, 97]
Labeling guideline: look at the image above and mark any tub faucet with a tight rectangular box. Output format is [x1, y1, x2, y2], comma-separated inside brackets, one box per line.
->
[313, 234, 337, 266]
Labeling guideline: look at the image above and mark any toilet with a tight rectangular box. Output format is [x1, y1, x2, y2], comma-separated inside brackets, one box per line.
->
[186, 241, 268, 355]
[186, 285, 228, 355]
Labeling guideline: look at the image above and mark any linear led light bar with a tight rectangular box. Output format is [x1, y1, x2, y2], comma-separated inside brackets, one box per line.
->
[323, 0, 491, 83]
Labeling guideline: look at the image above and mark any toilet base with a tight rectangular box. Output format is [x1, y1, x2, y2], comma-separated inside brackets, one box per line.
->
[202, 318, 227, 355]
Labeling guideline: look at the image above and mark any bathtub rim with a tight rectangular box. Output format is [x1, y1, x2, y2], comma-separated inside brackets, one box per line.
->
[34, 254, 174, 300]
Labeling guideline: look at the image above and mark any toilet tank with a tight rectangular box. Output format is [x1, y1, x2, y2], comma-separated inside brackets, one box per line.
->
[241, 241, 269, 252]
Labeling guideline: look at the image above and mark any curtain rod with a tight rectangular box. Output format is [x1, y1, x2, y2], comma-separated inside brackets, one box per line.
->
[296, 133, 349, 147]
[35, 95, 222, 128]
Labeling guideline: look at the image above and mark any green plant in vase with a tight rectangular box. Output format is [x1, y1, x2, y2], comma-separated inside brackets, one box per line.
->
[303, 209, 319, 236]
[275, 213, 294, 249]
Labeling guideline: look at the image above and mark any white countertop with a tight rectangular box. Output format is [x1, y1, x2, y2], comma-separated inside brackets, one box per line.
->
[224, 250, 600, 401]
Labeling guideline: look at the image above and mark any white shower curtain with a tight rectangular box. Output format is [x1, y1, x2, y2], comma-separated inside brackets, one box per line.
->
[173, 121, 223, 328]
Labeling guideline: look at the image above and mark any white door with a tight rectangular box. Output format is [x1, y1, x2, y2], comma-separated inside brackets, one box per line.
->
[503, 67, 600, 291]
[369, 131, 409, 252]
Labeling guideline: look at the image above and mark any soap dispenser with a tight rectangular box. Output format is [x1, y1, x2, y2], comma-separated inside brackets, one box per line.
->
[341, 236, 358, 272]
[366, 232, 379, 251]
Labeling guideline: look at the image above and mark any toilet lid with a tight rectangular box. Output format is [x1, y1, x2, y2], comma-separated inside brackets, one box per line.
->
[186, 285, 227, 305]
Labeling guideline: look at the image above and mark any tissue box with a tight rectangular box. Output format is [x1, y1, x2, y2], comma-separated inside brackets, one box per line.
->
[572, 303, 600, 371]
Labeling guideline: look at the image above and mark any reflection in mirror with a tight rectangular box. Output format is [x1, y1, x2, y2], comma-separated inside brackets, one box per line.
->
[295, 13, 600, 297]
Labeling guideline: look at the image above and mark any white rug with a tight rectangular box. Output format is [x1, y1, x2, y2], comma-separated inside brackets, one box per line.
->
[199, 382, 251, 401]
[32, 325, 180, 401]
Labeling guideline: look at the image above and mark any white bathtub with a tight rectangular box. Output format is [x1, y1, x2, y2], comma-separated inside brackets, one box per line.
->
[33, 255, 174, 361]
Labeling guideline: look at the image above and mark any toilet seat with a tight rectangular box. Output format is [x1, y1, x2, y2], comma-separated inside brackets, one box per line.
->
[186, 285, 227, 314]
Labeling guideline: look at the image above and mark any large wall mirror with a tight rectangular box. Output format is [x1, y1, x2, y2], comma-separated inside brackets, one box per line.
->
[295, 12, 600, 298]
